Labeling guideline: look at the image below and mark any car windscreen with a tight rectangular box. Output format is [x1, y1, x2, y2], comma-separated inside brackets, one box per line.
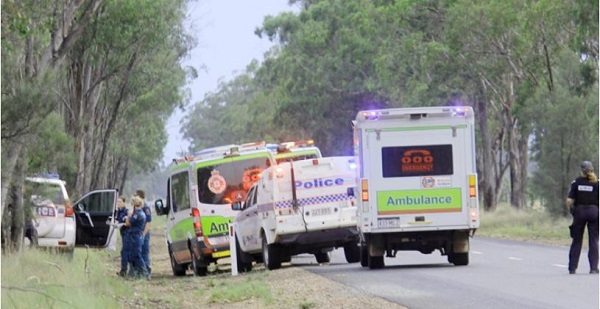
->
[197, 156, 270, 205]
[381, 145, 453, 177]
[24, 182, 65, 205]
[275, 153, 320, 164]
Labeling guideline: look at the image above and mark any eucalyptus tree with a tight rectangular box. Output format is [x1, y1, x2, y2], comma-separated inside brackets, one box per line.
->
[1, 0, 108, 217]
[58, 0, 193, 196]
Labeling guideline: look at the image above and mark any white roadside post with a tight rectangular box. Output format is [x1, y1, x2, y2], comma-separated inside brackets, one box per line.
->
[229, 223, 238, 276]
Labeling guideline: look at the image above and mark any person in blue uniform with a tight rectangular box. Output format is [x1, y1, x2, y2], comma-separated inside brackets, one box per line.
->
[114, 196, 130, 277]
[125, 196, 148, 279]
[136, 189, 152, 277]
[566, 160, 599, 274]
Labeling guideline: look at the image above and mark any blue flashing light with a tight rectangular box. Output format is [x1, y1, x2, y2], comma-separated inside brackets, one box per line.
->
[35, 173, 60, 179]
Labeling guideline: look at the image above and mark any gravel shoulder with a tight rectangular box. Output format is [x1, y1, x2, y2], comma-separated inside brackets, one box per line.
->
[117, 224, 406, 309]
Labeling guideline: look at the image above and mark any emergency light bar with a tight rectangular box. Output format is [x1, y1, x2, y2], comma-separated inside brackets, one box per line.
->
[358, 106, 472, 121]
[276, 139, 315, 153]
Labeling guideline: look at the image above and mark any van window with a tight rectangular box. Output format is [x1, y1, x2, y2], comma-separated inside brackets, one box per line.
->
[381, 145, 453, 177]
[171, 172, 190, 211]
[196, 157, 270, 205]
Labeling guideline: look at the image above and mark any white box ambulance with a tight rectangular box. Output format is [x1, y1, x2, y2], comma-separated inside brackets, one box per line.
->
[353, 106, 479, 269]
[231, 156, 360, 271]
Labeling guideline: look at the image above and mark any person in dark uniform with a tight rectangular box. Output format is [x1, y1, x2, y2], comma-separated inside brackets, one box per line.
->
[125, 196, 148, 280]
[566, 160, 599, 274]
[114, 196, 130, 277]
[136, 189, 152, 278]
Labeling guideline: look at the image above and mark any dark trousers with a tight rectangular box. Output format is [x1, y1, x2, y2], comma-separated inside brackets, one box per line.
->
[120, 231, 131, 272]
[142, 232, 151, 274]
[569, 206, 599, 271]
[127, 233, 148, 278]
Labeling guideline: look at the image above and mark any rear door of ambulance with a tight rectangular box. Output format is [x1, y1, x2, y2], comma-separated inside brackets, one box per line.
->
[363, 110, 475, 232]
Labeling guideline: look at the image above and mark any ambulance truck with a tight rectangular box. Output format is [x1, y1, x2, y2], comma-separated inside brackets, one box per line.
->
[353, 106, 479, 269]
[154, 142, 275, 276]
[231, 156, 360, 271]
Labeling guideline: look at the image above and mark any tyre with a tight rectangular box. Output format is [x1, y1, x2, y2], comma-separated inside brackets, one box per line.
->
[343, 242, 360, 263]
[190, 249, 208, 276]
[368, 255, 384, 269]
[262, 236, 282, 270]
[314, 252, 330, 264]
[360, 243, 368, 267]
[450, 252, 469, 266]
[169, 248, 187, 276]
[236, 238, 253, 273]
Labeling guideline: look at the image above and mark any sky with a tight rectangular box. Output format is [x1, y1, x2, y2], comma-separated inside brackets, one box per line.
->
[163, 1, 296, 164]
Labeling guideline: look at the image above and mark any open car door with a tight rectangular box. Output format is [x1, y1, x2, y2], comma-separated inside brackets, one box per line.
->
[74, 189, 118, 248]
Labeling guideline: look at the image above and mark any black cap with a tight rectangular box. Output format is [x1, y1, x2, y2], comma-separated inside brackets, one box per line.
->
[581, 161, 594, 173]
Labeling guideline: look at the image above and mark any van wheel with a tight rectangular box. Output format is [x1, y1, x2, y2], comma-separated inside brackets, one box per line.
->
[314, 252, 330, 264]
[190, 249, 208, 276]
[262, 236, 281, 270]
[236, 238, 253, 272]
[170, 249, 187, 276]
[343, 242, 360, 263]
[360, 243, 368, 267]
[368, 255, 384, 269]
[449, 252, 469, 266]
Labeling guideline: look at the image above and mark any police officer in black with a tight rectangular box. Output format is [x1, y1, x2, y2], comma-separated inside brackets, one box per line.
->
[566, 160, 599, 274]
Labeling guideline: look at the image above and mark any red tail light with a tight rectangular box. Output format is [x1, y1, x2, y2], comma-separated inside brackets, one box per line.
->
[191, 208, 203, 237]
[64, 200, 74, 217]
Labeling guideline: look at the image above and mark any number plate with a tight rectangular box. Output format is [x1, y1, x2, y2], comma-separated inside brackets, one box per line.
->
[311, 207, 332, 216]
[378, 217, 400, 228]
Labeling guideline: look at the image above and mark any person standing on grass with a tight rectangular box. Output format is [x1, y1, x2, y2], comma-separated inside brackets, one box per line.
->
[114, 196, 130, 277]
[125, 196, 148, 280]
[136, 189, 152, 277]
[566, 160, 599, 275]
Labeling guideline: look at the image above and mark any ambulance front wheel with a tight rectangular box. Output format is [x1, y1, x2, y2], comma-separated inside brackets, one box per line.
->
[368, 255, 384, 269]
[262, 236, 282, 270]
[448, 252, 469, 266]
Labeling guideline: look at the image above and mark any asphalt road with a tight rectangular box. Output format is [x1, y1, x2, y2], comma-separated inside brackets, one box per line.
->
[291, 237, 599, 309]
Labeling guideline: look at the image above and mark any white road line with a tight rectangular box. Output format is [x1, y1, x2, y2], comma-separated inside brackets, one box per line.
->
[552, 264, 568, 268]
[508, 257, 522, 261]
[472, 251, 483, 255]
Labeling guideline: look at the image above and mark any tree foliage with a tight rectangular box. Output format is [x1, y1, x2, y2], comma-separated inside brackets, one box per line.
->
[182, 0, 598, 215]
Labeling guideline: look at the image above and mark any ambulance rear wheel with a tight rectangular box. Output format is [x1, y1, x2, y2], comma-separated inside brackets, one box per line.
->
[236, 238, 253, 272]
[343, 242, 360, 263]
[169, 248, 186, 276]
[262, 236, 282, 270]
[190, 249, 208, 276]
[368, 255, 384, 269]
[314, 252, 330, 264]
[449, 252, 469, 266]
[360, 243, 368, 267]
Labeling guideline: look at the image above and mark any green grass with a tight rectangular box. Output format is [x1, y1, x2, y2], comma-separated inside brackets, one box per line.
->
[1, 248, 129, 308]
[478, 203, 572, 246]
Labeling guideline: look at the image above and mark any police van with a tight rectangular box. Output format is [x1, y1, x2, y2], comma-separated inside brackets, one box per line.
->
[267, 140, 322, 164]
[231, 156, 360, 271]
[154, 142, 275, 276]
[353, 106, 479, 269]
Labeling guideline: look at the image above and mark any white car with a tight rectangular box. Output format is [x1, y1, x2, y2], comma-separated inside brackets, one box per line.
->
[25, 174, 76, 253]
[24, 174, 120, 254]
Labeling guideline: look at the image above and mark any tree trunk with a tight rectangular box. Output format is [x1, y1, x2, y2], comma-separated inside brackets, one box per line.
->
[476, 97, 498, 211]
[1, 141, 25, 218]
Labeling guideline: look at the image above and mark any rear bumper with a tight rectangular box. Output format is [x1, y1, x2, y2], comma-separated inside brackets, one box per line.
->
[277, 227, 359, 255]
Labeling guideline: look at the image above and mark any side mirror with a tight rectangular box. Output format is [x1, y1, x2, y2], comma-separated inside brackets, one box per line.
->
[347, 187, 355, 197]
[74, 203, 85, 212]
[231, 201, 244, 211]
[154, 199, 169, 216]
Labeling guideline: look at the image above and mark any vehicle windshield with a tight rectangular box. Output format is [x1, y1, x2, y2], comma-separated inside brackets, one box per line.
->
[24, 181, 65, 205]
[197, 156, 271, 204]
